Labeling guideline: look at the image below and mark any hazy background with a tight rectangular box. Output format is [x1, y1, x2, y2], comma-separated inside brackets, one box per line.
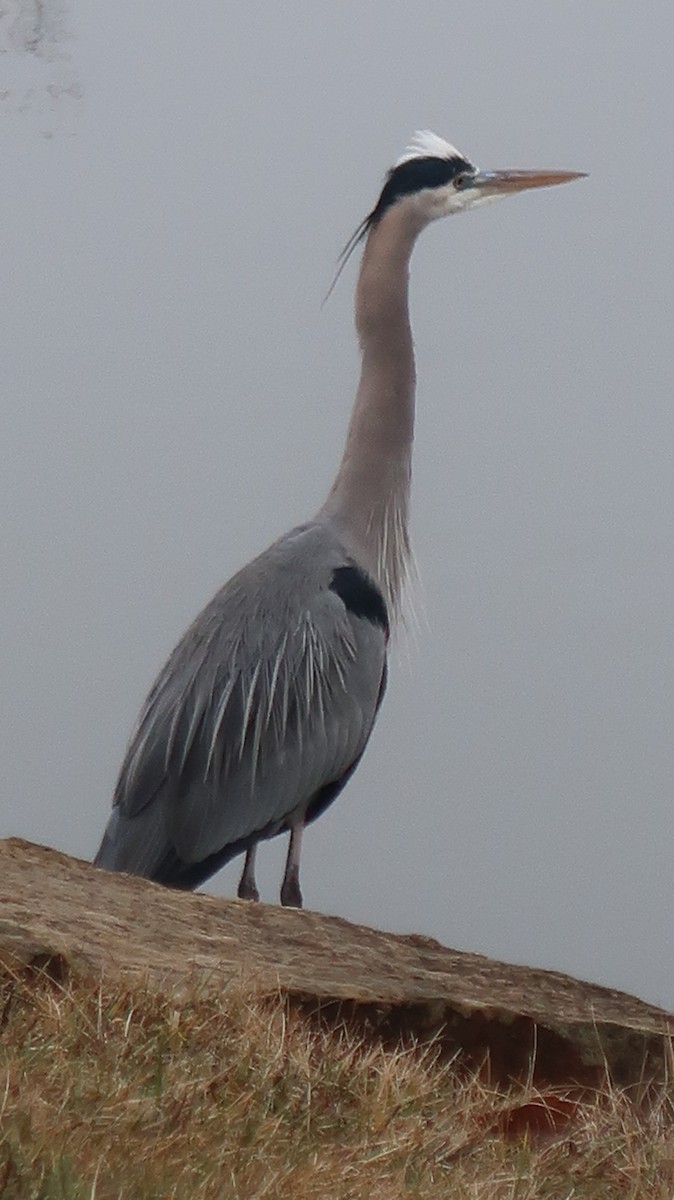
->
[2, 2, 673, 1007]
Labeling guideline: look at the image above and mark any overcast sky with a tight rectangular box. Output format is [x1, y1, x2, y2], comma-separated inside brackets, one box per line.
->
[2, 1, 673, 1008]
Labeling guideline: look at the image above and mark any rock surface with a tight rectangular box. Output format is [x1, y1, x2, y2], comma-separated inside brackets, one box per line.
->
[1, 837, 671, 1086]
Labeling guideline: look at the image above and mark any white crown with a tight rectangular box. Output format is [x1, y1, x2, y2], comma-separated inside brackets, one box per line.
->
[395, 130, 467, 167]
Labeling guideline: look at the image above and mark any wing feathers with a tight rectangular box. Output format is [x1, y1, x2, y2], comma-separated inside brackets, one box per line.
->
[105, 524, 387, 875]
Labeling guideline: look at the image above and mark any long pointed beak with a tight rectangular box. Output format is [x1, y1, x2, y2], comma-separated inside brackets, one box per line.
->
[472, 168, 587, 196]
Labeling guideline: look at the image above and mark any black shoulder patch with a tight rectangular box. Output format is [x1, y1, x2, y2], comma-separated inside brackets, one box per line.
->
[330, 565, 389, 635]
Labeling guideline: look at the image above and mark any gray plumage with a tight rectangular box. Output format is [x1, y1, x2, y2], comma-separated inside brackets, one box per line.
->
[97, 521, 386, 894]
[95, 131, 584, 905]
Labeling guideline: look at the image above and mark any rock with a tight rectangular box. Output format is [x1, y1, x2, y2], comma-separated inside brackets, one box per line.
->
[1, 837, 671, 1087]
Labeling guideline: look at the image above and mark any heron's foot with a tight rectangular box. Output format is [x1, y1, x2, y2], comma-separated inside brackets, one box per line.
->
[237, 846, 259, 901]
[281, 822, 304, 907]
[280, 870, 303, 908]
[237, 877, 260, 902]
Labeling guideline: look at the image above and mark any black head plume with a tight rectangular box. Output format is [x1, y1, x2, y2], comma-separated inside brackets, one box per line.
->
[324, 131, 474, 303]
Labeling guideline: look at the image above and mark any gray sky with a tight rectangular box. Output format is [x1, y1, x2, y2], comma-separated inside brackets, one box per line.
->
[2, 1, 673, 1008]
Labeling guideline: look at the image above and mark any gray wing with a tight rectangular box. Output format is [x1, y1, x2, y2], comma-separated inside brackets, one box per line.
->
[95, 522, 388, 884]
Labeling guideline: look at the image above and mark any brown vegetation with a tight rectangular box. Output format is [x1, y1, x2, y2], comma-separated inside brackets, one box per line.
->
[1, 837, 674, 1197]
[2, 967, 674, 1199]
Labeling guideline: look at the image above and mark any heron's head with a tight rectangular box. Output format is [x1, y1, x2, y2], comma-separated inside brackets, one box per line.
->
[327, 131, 585, 299]
[369, 130, 586, 228]
[369, 131, 585, 229]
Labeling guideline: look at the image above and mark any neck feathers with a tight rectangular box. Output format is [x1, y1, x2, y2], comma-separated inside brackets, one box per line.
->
[320, 206, 421, 621]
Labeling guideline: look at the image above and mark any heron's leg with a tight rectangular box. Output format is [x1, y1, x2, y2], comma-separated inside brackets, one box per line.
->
[237, 846, 260, 902]
[280, 822, 304, 908]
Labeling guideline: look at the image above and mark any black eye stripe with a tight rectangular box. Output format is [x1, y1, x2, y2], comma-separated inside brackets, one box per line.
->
[370, 155, 475, 224]
[335, 153, 477, 285]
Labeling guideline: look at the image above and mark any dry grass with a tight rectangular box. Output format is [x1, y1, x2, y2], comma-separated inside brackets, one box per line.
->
[1, 966, 674, 1200]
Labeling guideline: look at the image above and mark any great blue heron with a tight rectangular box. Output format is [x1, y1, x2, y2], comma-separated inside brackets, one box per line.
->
[95, 131, 584, 907]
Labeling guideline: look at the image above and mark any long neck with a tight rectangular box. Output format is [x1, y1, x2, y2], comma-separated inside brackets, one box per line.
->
[320, 206, 422, 619]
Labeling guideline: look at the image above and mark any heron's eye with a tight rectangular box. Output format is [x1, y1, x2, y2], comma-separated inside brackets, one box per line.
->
[454, 174, 470, 190]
